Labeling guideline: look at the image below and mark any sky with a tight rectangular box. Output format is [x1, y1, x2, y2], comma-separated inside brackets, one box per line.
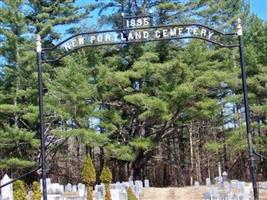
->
[75, 0, 267, 22]
[249, 0, 267, 20]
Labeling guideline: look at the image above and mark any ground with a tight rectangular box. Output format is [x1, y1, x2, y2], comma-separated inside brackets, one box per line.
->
[140, 186, 267, 200]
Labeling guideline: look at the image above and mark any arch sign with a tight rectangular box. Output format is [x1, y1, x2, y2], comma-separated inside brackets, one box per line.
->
[35, 15, 258, 200]
[42, 15, 238, 62]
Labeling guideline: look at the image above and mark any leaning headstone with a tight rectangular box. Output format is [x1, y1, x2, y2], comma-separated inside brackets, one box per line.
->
[144, 179, 150, 188]
[1, 174, 13, 200]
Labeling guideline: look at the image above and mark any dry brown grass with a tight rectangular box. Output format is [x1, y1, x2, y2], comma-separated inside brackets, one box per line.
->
[140, 186, 267, 200]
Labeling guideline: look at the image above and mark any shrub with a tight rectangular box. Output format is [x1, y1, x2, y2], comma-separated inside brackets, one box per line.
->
[81, 156, 96, 200]
[32, 181, 42, 200]
[100, 166, 112, 200]
[13, 180, 27, 200]
[100, 166, 112, 184]
[127, 187, 138, 200]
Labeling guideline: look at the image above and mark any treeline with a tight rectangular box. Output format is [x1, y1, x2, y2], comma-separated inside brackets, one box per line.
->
[0, 0, 266, 187]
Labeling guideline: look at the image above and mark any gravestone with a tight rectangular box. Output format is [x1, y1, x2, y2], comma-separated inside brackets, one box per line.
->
[115, 182, 122, 190]
[144, 179, 150, 188]
[231, 180, 238, 188]
[94, 191, 102, 200]
[78, 183, 85, 196]
[111, 189, 120, 200]
[222, 171, 228, 182]
[194, 181, 200, 189]
[72, 184, 77, 192]
[1, 174, 13, 200]
[110, 184, 116, 190]
[205, 178, 211, 188]
[95, 184, 104, 198]
[223, 181, 230, 192]
[238, 181, 245, 190]
[119, 190, 127, 200]
[65, 183, 72, 192]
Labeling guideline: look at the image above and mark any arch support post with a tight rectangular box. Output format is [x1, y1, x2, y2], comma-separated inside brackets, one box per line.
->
[36, 34, 48, 200]
[237, 18, 258, 200]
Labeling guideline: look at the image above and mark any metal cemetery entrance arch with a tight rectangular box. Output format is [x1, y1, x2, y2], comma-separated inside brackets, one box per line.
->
[35, 16, 257, 199]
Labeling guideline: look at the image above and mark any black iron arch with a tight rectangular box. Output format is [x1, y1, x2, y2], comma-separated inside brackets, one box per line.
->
[37, 17, 259, 200]
[1, 16, 260, 200]
[42, 23, 239, 63]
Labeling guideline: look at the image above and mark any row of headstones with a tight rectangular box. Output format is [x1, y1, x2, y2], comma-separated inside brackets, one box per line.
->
[193, 177, 267, 200]
[0, 174, 150, 200]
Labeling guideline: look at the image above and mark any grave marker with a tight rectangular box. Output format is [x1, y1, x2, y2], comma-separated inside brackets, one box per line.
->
[1, 174, 13, 200]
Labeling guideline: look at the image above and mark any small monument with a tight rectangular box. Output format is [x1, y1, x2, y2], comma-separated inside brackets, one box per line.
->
[1, 174, 13, 200]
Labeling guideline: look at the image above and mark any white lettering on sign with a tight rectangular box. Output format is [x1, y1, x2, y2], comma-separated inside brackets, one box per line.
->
[61, 26, 217, 52]
[125, 17, 151, 28]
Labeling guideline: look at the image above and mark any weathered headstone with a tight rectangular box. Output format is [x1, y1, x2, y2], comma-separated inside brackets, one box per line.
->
[1, 174, 13, 200]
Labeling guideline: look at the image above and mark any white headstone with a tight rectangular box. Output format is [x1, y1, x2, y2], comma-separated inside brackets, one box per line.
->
[262, 182, 267, 190]
[144, 179, 150, 187]
[72, 184, 77, 192]
[194, 181, 200, 189]
[119, 190, 127, 200]
[206, 178, 211, 187]
[46, 178, 51, 185]
[1, 174, 13, 200]
[65, 183, 72, 192]
[110, 189, 120, 200]
[231, 180, 238, 188]
[78, 183, 85, 196]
